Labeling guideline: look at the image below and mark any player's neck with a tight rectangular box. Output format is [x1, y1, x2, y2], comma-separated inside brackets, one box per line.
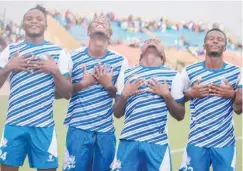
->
[88, 43, 107, 58]
[25, 35, 44, 45]
[205, 55, 224, 69]
[140, 58, 162, 67]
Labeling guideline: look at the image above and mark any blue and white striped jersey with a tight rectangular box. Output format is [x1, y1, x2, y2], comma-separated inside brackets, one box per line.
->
[0, 40, 72, 127]
[64, 47, 128, 133]
[176, 61, 241, 148]
[117, 64, 182, 146]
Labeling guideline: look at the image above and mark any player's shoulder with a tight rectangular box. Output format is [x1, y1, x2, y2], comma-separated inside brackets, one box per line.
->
[224, 62, 241, 70]
[184, 61, 204, 71]
[107, 49, 127, 61]
[162, 64, 177, 73]
[69, 47, 87, 61]
[8, 40, 25, 49]
[43, 41, 62, 50]
[124, 64, 141, 75]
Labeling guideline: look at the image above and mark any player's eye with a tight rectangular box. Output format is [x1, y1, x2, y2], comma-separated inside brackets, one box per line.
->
[36, 17, 43, 21]
[218, 37, 224, 42]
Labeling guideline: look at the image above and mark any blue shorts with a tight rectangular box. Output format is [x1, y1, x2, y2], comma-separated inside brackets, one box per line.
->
[179, 144, 236, 171]
[111, 140, 172, 171]
[0, 125, 58, 169]
[63, 127, 116, 171]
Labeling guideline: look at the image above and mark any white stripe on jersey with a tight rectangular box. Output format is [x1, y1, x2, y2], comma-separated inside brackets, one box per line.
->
[184, 61, 241, 148]
[64, 48, 126, 133]
[3, 40, 66, 127]
[120, 65, 178, 146]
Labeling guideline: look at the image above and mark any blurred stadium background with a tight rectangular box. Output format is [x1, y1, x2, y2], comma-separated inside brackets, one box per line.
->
[0, 1, 242, 171]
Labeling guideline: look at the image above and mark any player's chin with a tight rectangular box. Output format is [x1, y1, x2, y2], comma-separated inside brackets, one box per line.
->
[27, 31, 44, 37]
[208, 50, 222, 57]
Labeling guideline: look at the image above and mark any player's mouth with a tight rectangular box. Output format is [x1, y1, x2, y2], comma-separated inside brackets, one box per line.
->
[210, 45, 220, 49]
[29, 25, 40, 29]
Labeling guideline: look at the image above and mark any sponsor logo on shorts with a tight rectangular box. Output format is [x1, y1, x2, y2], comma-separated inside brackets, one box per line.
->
[48, 155, 54, 162]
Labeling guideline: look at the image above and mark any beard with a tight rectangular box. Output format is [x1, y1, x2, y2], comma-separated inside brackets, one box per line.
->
[26, 32, 44, 38]
[207, 51, 222, 57]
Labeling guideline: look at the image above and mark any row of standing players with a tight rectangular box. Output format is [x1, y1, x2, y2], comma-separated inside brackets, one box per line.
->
[0, 6, 242, 171]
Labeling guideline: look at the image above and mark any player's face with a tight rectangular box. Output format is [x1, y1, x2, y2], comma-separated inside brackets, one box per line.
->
[204, 31, 226, 56]
[88, 20, 111, 39]
[23, 9, 46, 38]
[90, 32, 109, 50]
[142, 46, 163, 64]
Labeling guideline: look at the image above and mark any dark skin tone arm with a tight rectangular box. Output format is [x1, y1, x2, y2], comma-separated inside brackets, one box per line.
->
[0, 52, 30, 89]
[147, 78, 185, 121]
[233, 88, 242, 115]
[27, 55, 73, 100]
[113, 78, 145, 118]
[93, 64, 117, 98]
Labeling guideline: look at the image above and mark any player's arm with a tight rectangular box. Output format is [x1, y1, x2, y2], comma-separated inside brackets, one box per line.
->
[234, 72, 243, 114]
[93, 64, 117, 98]
[113, 58, 130, 118]
[55, 76, 72, 99]
[0, 46, 11, 88]
[0, 46, 29, 88]
[53, 50, 73, 100]
[72, 64, 97, 95]
[113, 78, 145, 118]
[164, 95, 185, 121]
[234, 88, 242, 114]
[147, 74, 185, 121]
[180, 68, 210, 101]
[28, 51, 73, 99]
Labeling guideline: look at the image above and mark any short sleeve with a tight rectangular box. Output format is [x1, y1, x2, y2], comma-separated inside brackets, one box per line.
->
[0, 46, 10, 69]
[171, 68, 190, 102]
[58, 50, 73, 76]
[115, 57, 129, 97]
[237, 70, 243, 88]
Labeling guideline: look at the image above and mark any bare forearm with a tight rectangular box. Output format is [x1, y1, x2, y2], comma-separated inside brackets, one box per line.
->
[183, 91, 192, 102]
[53, 71, 72, 99]
[72, 81, 88, 95]
[0, 66, 11, 89]
[234, 89, 242, 114]
[113, 95, 128, 118]
[105, 85, 117, 98]
[163, 94, 185, 121]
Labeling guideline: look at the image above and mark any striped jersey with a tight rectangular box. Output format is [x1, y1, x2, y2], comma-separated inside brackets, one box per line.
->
[118, 64, 183, 146]
[0, 40, 72, 127]
[177, 61, 241, 148]
[64, 47, 128, 133]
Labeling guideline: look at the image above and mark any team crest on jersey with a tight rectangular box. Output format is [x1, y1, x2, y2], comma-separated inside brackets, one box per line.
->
[110, 159, 122, 171]
[0, 138, 8, 148]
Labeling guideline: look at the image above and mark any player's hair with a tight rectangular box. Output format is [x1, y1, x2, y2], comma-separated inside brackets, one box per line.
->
[23, 5, 48, 20]
[204, 28, 227, 46]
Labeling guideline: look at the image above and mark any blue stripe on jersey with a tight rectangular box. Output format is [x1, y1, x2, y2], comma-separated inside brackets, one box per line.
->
[186, 61, 241, 148]
[5, 40, 63, 127]
[64, 48, 125, 133]
[120, 65, 178, 146]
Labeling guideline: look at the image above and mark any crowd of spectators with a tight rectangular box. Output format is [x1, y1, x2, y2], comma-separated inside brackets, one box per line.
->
[0, 19, 24, 51]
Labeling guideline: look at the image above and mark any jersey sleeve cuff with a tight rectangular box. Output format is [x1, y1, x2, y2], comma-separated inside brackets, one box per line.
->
[175, 97, 184, 103]
[237, 85, 243, 88]
[62, 72, 70, 77]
